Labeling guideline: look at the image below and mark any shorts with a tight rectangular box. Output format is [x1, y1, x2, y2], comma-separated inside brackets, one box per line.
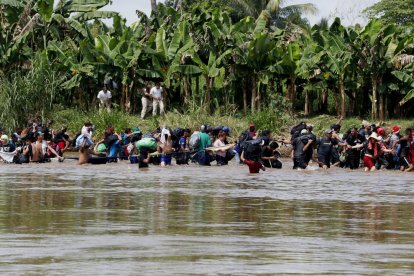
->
[317, 155, 331, 168]
[243, 159, 263, 173]
[400, 156, 410, 167]
[363, 155, 375, 169]
[57, 141, 65, 151]
[161, 154, 172, 165]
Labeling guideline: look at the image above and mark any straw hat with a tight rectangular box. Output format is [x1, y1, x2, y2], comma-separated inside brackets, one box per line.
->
[368, 132, 380, 141]
[361, 120, 370, 127]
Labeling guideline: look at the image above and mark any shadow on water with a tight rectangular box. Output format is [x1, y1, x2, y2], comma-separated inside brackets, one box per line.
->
[0, 161, 413, 274]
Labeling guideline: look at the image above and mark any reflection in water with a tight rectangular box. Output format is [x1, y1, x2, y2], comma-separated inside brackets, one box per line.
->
[0, 162, 413, 274]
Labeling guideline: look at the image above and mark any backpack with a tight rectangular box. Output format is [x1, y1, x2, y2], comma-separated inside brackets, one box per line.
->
[172, 128, 184, 140]
[240, 139, 262, 160]
[212, 126, 223, 137]
[290, 122, 306, 135]
[245, 141, 262, 161]
[290, 122, 307, 140]
[136, 137, 158, 151]
[104, 134, 119, 148]
[189, 132, 200, 150]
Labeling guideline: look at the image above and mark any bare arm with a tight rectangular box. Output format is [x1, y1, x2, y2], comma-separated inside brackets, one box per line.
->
[303, 139, 313, 152]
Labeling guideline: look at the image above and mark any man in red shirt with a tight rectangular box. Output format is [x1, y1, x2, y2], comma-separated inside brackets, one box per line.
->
[240, 149, 265, 173]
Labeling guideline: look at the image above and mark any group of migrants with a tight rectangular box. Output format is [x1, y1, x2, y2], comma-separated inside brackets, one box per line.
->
[285, 121, 414, 172]
[0, 119, 413, 174]
[0, 122, 68, 164]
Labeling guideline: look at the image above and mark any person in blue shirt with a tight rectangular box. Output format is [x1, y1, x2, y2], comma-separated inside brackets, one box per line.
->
[175, 128, 191, 165]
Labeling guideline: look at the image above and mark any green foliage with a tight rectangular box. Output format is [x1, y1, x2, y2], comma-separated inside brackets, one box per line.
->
[0, 55, 60, 131]
[1, 0, 413, 134]
[363, 0, 414, 26]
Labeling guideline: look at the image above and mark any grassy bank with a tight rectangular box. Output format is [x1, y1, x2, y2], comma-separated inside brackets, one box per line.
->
[52, 109, 413, 141]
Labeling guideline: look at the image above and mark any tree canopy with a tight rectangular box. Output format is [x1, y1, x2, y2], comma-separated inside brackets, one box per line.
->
[363, 0, 414, 26]
[0, 0, 413, 131]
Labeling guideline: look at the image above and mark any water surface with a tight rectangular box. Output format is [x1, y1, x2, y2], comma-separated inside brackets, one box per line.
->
[0, 161, 413, 274]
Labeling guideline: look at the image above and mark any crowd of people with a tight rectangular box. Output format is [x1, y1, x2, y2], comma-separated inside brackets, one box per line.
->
[284, 121, 414, 172]
[0, 119, 413, 174]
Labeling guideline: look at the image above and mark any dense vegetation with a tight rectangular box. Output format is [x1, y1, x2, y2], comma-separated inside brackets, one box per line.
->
[0, 0, 413, 132]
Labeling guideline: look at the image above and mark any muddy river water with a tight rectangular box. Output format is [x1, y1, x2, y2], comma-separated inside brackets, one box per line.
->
[0, 160, 413, 274]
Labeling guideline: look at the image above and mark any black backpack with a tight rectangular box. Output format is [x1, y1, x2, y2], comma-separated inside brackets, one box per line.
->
[104, 134, 119, 148]
[290, 122, 306, 140]
[290, 122, 306, 134]
[172, 128, 184, 140]
[240, 139, 262, 161]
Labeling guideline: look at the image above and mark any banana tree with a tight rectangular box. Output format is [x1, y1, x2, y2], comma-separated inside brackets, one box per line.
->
[321, 18, 356, 119]
[359, 20, 399, 120]
[279, 40, 301, 104]
[0, 0, 34, 73]
[298, 38, 324, 115]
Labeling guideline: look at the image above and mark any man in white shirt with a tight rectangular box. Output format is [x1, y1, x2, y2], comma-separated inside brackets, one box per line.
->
[150, 82, 164, 116]
[97, 85, 112, 112]
[141, 86, 153, 119]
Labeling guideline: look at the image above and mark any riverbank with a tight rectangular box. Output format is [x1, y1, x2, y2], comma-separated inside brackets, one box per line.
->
[53, 109, 413, 140]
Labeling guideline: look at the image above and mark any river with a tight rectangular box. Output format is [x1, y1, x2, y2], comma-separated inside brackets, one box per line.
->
[0, 160, 413, 274]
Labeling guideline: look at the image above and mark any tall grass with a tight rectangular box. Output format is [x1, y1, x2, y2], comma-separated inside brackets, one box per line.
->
[0, 55, 60, 131]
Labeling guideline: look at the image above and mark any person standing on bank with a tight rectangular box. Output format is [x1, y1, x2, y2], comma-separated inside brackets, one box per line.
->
[97, 85, 112, 112]
[140, 87, 153, 119]
[150, 82, 164, 116]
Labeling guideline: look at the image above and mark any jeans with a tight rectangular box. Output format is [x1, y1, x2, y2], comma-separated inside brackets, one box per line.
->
[109, 141, 120, 158]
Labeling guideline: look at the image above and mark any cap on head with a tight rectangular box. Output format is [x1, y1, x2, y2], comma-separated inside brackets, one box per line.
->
[222, 127, 230, 133]
[200, 125, 207, 133]
[377, 128, 385, 136]
[300, 129, 308, 135]
[1, 134, 8, 141]
[392, 125, 400, 133]
[325, 129, 333, 134]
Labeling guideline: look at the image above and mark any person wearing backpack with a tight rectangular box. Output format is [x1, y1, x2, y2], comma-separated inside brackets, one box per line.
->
[176, 129, 191, 165]
[240, 141, 266, 173]
[292, 129, 314, 169]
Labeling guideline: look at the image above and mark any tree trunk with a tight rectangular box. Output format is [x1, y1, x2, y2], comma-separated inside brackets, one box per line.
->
[339, 78, 345, 119]
[124, 84, 131, 113]
[120, 85, 125, 112]
[378, 77, 385, 121]
[304, 89, 310, 116]
[205, 75, 213, 113]
[251, 75, 257, 113]
[372, 77, 378, 120]
[352, 90, 357, 115]
[242, 79, 247, 113]
[287, 76, 296, 102]
[150, 0, 157, 12]
[195, 75, 200, 103]
[183, 77, 190, 104]
[321, 88, 328, 113]
[257, 82, 262, 112]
